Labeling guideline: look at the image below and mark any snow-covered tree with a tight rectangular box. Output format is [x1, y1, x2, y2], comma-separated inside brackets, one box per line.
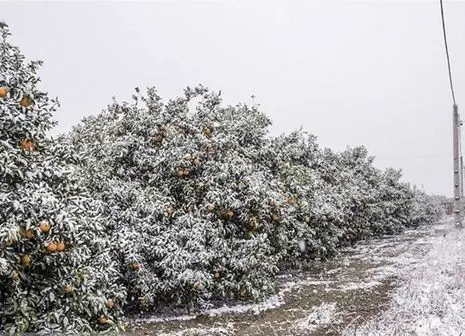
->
[69, 83, 445, 316]
[69, 86, 290, 312]
[0, 23, 125, 335]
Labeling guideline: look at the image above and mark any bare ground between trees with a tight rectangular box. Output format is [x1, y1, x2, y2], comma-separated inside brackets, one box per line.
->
[126, 222, 446, 336]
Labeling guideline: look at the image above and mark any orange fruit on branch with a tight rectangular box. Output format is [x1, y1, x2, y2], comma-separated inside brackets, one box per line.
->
[98, 315, 110, 324]
[223, 210, 234, 220]
[19, 139, 35, 151]
[47, 242, 57, 252]
[184, 153, 192, 161]
[23, 229, 34, 239]
[64, 285, 73, 294]
[39, 220, 50, 233]
[19, 96, 33, 108]
[206, 203, 215, 212]
[56, 242, 65, 252]
[164, 207, 173, 218]
[193, 158, 201, 166]
[131, 263, 141, 271]
[177, 168, 189, 177]
[106, 298, 115, 309]
[20, 255, 31, 266]
[0, 87, 7, 98]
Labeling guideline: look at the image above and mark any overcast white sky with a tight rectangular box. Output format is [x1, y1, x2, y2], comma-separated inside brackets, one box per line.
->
[2, 0, 465, 196]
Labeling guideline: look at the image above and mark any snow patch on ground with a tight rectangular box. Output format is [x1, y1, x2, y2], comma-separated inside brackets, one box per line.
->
[135, 278, 307, 324]
[329, 280, 382, 292]
[158, 325, 235, 336]
[345, 222, 465, 336]
[205, 294, 284, 317]
[293, 302, 339, 332]
[134, 314, 196, 324]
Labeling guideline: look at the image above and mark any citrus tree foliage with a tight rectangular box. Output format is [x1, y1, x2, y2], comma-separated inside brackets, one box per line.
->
[0, 24, 125, 335]
[70, 84, 444, 318]
[70, 86, 295, 312]
[1, 22, 444, 334]
[259, 131, 443, 261]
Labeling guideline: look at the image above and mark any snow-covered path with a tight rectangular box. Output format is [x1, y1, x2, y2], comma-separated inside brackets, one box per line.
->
[344, 219, 465, 336]
[127, 219, 457, 336]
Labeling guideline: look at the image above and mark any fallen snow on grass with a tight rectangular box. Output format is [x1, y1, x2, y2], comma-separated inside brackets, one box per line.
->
[158, 325, 235, 336]
[205, 294, 285, 317]
[345, 221, 465, 336]
[133, 314, 196, 324]
[135, 278, 308, 324]
[293, 302, 340, 332]
[330, 280, 383, 292]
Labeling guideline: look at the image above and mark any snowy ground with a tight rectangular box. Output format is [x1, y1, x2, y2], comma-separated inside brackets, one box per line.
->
[344, 219, 465, 336]
[126, 218, 460, 336]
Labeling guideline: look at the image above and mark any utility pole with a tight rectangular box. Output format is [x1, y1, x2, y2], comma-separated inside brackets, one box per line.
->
[461, 157, 464, 203]
[453, 104, 463, 227]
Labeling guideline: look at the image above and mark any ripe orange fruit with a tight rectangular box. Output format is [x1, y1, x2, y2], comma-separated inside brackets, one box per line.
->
[203, 125, 214, 137]
[272, 213, 280, 222]
[131, 263, 141, 271]
[184, 153, 192, 161]
[193, 158, 201, 166]
[56, 242, 65, 252]
[98, 315, 110, 324]
[177, 169, 184, 177]
[224, 210, 234, 220]
[206, 203, 215, 212]
[159, 125, 167, 132]
[47, 242, 57, 252]
[0, 87, 7, 98]
[20, 255, 31, 266]
[39, 220, 50, 233]
[19, 96, 33, 108]
[64, 285, 73, 294]
[106, 298, 114, 309]
[23, 229, 34, 239]
[19, 139, 35, 151]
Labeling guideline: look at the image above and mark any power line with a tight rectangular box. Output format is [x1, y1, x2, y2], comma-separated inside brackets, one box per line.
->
[440, 0, 457, 106]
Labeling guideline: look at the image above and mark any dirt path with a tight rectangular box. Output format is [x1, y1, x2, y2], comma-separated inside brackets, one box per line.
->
[125, 221, 448, 336]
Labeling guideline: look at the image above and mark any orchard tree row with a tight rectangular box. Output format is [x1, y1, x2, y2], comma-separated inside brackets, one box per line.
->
[0, 24, 443, 335]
